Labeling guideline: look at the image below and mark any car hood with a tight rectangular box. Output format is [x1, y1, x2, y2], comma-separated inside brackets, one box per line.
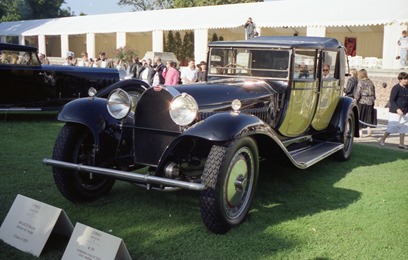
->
[172, 79, 280, 110]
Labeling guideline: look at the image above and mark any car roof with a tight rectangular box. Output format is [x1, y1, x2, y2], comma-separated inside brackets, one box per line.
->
[0, 43, 38, 52]
[208, 36, 343, 50]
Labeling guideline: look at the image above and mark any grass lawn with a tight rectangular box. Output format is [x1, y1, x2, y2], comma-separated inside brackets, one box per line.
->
[1, 115, 407, 259]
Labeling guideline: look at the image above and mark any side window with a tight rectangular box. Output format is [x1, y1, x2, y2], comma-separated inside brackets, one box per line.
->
[0, 50, 40, 66]
[321, 51, 338, 79]
[294, 50, 316, 80]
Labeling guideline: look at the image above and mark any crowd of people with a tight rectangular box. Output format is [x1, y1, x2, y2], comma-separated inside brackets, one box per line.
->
[135, 57, 207, 86]
[345, 68, 408, 149]
[41, 49, 209, 85]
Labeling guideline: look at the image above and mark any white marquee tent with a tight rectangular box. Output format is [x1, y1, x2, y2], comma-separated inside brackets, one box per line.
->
[0, 0, 407, 68]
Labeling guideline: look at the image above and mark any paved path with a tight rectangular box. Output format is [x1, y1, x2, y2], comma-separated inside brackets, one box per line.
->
[353, 106, 408, 152]
[354, 131, 407, 151]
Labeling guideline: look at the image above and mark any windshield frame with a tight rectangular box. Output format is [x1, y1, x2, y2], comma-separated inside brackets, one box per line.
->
[207, 47, 292, 81]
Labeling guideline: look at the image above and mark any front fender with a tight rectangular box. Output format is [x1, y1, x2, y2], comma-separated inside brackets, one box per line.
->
[57, 97, 119, 147]
[156, 112, 273, 174]
[185, 112, 269, 141]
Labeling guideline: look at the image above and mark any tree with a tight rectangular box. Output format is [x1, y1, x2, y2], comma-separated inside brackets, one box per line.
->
[118, 0, 172, 11]
[181, 31, 194, 63]
[173, 31, 183, 65]
[211, 33, 219, 42]
[117, 0, 263, 11]
[165, 31, 176, 53]
[172, 0, 263, 8]
[0, 0, 71, 22]
[0, 0, 20, 21]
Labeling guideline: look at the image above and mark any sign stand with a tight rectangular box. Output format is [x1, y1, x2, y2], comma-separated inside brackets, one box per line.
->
[62, 222, 132, 260]
[0, 194, 74, 257]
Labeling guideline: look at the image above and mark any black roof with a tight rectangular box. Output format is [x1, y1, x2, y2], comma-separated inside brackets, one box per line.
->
[0, 43, 38, 52]
[209, 36, 343, 50]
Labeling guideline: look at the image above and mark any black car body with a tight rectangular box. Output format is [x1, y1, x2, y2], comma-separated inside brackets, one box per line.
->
[0, 43, 119, 111]
[44, 36, 359, 234]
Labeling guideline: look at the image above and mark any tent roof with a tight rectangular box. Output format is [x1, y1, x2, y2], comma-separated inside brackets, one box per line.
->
[1, 0, 407, 36]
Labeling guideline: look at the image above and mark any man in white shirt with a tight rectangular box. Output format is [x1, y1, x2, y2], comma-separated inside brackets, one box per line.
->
[181, 59, 197, 84]
[398, 30, 408, 68]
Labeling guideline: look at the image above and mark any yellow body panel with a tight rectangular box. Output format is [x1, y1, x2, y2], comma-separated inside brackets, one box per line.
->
[278, 81, 318, 137]
[311, 80, 341, 130]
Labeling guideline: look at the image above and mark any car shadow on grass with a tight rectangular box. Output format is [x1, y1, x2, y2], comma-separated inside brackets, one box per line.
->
[31, 144, 408, 259]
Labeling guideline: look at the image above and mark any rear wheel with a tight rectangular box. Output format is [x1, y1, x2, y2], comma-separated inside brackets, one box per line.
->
[334, 110, 355, 161]
[200, 137, 259, 234]
[52, 124, 115, 202]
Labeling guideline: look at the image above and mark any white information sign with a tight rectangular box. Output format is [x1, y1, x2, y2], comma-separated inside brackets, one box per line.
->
[0, 194, 74, 257]
[62, 222, 132, 260]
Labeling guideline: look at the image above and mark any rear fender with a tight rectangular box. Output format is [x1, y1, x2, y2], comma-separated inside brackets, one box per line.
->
[328, 96, 359, 139]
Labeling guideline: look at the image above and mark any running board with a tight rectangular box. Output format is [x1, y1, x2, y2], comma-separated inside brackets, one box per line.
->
[288, 141, 344, 169]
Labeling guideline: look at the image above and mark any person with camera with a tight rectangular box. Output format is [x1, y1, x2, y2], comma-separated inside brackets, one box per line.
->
[244, 17, 257, 39]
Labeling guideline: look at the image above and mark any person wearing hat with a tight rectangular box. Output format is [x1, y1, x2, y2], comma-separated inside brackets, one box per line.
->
[244, 17, 256, 39]
[197, 61, 207, 82]
[397, 30, 408, 68]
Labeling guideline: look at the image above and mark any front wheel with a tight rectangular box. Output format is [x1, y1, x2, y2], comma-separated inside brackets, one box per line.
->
[52, 123, 115, 203]
[334, 110, 355, 161]
[200, 137, 259, 234]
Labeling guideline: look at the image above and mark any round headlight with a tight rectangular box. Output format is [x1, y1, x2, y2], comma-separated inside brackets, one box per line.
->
[169, 93, 198, 126]
[88, 87, 97, 97]
[231, 99, 241, 111]
[107, 89, 132, 119]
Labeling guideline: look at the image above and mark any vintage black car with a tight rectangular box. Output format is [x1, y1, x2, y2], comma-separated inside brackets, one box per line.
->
[0, 43, 119, 111]
[44, 36, 359, 234]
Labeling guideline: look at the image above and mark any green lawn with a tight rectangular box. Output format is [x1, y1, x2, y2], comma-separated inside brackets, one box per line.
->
[1, 115, 407, 259]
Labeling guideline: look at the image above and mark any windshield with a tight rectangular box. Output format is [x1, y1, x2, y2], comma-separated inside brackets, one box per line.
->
[208, 47, 290, 80]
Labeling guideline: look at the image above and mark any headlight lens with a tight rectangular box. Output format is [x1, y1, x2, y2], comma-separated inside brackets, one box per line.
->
[231, 99, 241, 111]
[107, 89, 132, 119]
[169, 93, 198, 126]
[88, 87, 97, 97]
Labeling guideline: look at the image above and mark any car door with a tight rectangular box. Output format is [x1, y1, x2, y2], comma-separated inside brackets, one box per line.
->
[0, 48, 53, 108]
[311, 50, 342, 130]
[278, 50, 319, 137]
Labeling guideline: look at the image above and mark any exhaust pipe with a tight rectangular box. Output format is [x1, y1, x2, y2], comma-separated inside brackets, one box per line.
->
[43, 158, 205, 191]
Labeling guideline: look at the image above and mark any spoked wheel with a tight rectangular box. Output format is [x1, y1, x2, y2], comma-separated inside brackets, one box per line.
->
[52, 123, 115, 202]
[200, 137, 259, 234]
[334, 110, 355, 161]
